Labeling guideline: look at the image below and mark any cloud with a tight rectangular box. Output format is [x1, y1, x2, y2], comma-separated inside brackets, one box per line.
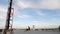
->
[14, 0, 40, 8]
[0, 5, 7, 18]
[0, 6, 7, 12]
[40, 0, 60, 9]
[14, 0, 60, 9]
[14, 10, 31, 18]
[0, 6, 7, 21]
[14, 0, 30, 8]
[0, 16, 4, 19]
[35, 10, 46, 16]
[0, 5, 7, 28]
[17, 15, 30, 18]
[13, 6, 31, 18]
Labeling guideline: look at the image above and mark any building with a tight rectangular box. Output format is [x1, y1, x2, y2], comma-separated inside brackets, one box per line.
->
[59, 26, 60, 31]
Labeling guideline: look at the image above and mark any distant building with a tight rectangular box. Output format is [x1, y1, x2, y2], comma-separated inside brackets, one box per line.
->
[59, 26, 60, 31]
[33, 25, 35, 30]
[0, 29, 2, 32]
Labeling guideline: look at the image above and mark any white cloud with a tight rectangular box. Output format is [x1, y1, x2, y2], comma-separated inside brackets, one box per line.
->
[40, 0, 60, 9]
[13, 6, 31, 18]
[14, 0, 31, 8]
[14, 0, 60, 9]
[0, 6, 7, 29]
[17, 15, 30, 18]
[0, 16, 4, 19]
[0, 6, 7, 12]
[13, 8, 30, 18]
[14, 10, 31, 18]
[35, 10, 46, 16]
[0, 6, 7, 18]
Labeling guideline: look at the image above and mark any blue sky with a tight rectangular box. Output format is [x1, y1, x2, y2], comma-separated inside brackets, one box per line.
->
[0, 0, 60, 29]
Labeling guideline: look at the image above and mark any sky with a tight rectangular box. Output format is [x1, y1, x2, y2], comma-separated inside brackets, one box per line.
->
[0, 0, 60, 29]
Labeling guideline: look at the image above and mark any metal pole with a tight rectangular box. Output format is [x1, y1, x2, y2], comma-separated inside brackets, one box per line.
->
[3, 0, 13, 34]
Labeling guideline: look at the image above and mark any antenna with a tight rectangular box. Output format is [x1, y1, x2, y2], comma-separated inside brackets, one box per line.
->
[3, 0, 13, 34]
